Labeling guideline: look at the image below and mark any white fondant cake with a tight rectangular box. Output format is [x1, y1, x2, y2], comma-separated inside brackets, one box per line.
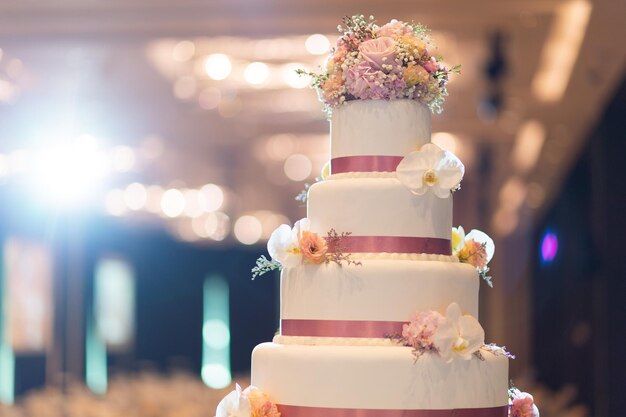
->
[245, 99, 509, 415]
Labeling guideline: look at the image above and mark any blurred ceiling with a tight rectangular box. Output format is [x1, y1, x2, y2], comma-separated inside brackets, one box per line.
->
[0, 0, 624, 244]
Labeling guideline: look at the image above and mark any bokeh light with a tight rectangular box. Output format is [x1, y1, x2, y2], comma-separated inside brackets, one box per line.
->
[161, 189, 186, 218]
[540, 231, 559, 264]
[203, 54, 232, 80]
[233, 215, 263, 245]
[305, 34, 330, 55]
[124, 183, 147, 211]
[283, 154, 312, 181]
[244, 62, 269, 85]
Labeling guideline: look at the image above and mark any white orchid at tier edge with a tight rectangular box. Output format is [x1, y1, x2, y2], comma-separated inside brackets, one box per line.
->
[251, 218, 360, 279]
[396, 143, 465, 198]
[390, 302, 515, 362]
[452, 226, 495, 287]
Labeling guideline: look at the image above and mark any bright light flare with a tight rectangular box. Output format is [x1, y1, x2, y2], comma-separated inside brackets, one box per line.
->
[30, 136, 109, 207]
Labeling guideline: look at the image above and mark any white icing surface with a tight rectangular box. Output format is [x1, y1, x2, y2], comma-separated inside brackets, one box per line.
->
[252, 342, 509, 409]
[308, 177, 452, 240]
[280, 260, 479, 323]
[331, 100, 431, 159]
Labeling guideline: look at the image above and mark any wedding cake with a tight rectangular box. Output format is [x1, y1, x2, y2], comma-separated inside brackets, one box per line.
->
[216, 15, 539, 417]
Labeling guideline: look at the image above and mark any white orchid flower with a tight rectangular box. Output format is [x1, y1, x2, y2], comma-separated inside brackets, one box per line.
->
[396, 143, 465, 198]
[433, 302, 485, 362]
[215, 384, 252, 417]
[267, 218, 312, 268]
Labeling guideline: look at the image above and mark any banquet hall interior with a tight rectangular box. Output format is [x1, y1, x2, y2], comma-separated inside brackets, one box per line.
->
[0, 1, 624, 416]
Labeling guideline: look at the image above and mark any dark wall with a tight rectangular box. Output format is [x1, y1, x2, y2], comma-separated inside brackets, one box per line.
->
[533, 75, 626, 417]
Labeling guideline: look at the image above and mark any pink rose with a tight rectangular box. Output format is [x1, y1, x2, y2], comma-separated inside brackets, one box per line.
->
[358, 37, 397, 70]
[423, 58, 438, 74]
[510, 393, 539, 417]
[376, 20, 414, 38]
[299, 231, 328, 264]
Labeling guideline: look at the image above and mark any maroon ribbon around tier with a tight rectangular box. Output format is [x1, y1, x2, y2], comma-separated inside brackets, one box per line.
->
[278, 404, 509, 417]
[326, 235, 451, 256]
[281, 319, 404, 338]
[331, 155, 404, 174]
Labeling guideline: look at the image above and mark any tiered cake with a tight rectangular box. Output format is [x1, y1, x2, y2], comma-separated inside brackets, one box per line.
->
[251, 100, 508, 415]
[216, 15, 538, 417]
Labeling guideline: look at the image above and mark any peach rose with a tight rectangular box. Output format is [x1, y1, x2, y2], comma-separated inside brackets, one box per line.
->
[299, 230, 328, 264]
[244, 387, 281, 417]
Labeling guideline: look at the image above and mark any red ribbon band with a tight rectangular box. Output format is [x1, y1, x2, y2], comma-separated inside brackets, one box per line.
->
[331, 155, 404, 174]
[326, 235, 451, 256]
[281, 319, 405, 338]
[278, 404, 509, 417]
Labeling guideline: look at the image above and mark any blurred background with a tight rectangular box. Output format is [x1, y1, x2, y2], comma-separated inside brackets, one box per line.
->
[0, 1, 624, 416]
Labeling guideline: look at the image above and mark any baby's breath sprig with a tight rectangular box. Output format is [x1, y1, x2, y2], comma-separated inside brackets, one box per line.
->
[251, 255, 282, 280]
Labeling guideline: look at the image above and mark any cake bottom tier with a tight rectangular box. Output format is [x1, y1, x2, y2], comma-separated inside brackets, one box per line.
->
[251, 343, 509, 415]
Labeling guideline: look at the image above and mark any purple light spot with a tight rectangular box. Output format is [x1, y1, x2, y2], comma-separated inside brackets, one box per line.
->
[541, 232, 558, 263]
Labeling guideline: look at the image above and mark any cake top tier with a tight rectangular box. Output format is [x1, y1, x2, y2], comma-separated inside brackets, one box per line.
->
[331, 99, 431, 160]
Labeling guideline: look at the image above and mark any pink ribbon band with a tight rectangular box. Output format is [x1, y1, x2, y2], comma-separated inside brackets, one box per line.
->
[278, 404, 509, 417]
[331, 155, 404, 174]
[327, 235, 451, 256]
[281, 319, 404, 338]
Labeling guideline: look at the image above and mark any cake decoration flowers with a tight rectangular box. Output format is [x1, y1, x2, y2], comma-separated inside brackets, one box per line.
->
[509, 386, 540, 417]
[297, 15, 460, 115]
[452, 226, 495, 287]
[216, 385, 281, 417]
[252, 218, 360, 279]
[396, 143, 465, 198]
[389, 303, 514, 362]
[432, 302, 485, 363]
[400, 310, 444, 358]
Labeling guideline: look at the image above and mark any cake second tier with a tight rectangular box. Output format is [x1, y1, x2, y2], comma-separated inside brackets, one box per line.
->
[307, 176, 452, 257]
